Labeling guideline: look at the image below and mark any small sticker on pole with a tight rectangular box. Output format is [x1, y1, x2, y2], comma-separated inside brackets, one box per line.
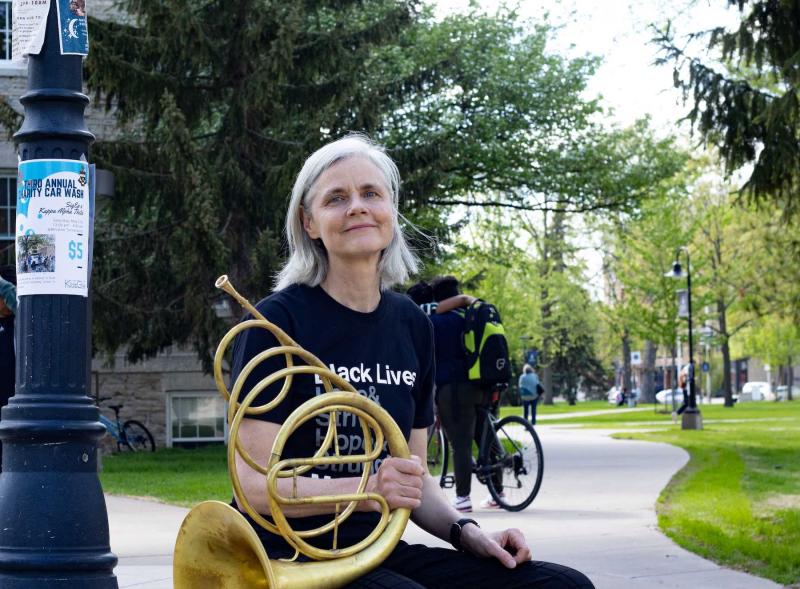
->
[15, 159, 91, 297]
[56, 0, 88, 56]
[11, 0, 51, 62]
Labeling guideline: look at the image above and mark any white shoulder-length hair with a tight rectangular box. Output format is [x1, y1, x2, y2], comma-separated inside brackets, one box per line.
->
[274, 134, 419, 291]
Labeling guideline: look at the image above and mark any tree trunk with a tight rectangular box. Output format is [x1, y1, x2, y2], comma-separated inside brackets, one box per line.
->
[541, 364, 553, 405]
[721, 340, 733, 407]
[717, 297, 734, 407]
[565, 371, 578, 405]
[622, 330, 632, 398]
[670, 344, 678, 412]
[642, 340, 657, 403]
[540, 211, 566, 406]
[787, 359, 794, 401]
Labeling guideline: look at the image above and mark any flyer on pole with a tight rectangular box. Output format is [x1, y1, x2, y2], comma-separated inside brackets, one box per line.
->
[11, 0, 51, 62]
[16, 159, 91, 297]
[56, 0, 88, 56]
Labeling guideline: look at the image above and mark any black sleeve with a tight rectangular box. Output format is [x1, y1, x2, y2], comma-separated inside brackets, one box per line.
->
[412, 316, 435, 429]
[229, 299, 297, 424]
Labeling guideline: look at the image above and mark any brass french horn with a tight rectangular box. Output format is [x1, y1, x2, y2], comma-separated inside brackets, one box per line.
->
[173, 276, 412, 588]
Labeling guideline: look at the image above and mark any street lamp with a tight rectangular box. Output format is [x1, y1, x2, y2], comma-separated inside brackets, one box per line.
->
[0, 2, 118, 587]
[665, 247, 703, 430]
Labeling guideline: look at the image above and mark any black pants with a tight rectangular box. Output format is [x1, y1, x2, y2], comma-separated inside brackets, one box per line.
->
[522, 398, 539, 423]
[436, 381, 485, 498]
[344, 541, 594, 588]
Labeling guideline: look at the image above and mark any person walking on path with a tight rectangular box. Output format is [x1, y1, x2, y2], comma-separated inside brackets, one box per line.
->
[518, 364, 540, 424]
[428, 275, 494, 513]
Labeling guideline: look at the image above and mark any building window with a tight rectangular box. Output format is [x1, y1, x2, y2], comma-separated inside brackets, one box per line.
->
[167, 392, 227, 447]
[0, 174, 16, 266]
[0, 0, 11, 61]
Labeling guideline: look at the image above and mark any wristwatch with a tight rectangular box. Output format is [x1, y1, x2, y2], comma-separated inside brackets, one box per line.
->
[449, 518, 479, 551]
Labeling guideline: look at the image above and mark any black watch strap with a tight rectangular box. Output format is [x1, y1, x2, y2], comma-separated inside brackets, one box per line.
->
[449, 518, 479, 551]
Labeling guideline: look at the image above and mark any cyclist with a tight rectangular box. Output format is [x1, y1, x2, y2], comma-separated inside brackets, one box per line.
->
[429, 275, 503, 513]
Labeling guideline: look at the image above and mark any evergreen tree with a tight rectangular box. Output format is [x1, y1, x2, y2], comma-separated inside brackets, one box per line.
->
[654, 1, 800, 217]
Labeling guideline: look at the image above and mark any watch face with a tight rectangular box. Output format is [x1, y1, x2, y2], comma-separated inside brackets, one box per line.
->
[449, 522, 463, 550]
[450, 518, 478, 551]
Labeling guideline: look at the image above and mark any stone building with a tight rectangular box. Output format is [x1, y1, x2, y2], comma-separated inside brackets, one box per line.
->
[92, 349, 226, 451]
[2, 0, 227, 450]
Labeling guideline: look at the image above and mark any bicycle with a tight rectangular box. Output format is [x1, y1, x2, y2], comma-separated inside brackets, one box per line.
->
[426, 412, 446, 471]
[97, 396, 156, 452]
[434, 385, 544, 511]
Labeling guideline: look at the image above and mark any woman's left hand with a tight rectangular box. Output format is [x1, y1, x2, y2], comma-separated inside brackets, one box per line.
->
[460, 525, 533, 569]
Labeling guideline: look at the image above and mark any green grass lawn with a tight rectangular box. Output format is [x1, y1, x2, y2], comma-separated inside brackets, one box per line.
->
[534, 400, 797, 426]
[100, 445, 230, 507]
[499, 399, 612, 418]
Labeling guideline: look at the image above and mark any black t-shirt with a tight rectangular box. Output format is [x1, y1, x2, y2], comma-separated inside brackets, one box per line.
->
[230, 284, 435, 553]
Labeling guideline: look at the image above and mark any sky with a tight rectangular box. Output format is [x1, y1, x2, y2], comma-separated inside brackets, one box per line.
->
[429, 0, 741, 133]
[428, 0, 742, 298]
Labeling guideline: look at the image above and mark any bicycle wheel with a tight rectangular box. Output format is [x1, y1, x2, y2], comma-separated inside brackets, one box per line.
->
[438, 433, 452, 490]
[122, 420, 156, 452]
[426, 422, 445, 470]
[484, 415, 543, 511]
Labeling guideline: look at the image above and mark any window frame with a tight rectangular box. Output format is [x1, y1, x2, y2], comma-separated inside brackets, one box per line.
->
[0, 171, 16, 266]
[0, 0, 13, 63]
[166, 391, 228, 447]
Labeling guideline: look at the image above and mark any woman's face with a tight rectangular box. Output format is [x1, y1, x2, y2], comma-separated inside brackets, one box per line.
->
[303, 156, 394, 264]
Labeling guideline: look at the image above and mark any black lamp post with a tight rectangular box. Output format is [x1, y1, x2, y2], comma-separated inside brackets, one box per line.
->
[666, 247, 703, 430]
[0, 1, 118, 587]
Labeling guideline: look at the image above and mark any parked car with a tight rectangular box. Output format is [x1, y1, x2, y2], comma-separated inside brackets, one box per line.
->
[774, 385, 798, 401]
[740, 381, 775, 402]
[655, 388, 684, 406]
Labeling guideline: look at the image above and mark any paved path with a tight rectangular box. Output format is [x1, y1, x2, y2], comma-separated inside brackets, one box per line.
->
[110, 426, 781, 589]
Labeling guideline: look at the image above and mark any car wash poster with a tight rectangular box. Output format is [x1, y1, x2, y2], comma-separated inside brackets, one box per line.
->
[16, 159, 91, 297]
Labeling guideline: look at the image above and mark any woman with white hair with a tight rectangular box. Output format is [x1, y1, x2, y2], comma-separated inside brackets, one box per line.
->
[231, 135, 594, 588]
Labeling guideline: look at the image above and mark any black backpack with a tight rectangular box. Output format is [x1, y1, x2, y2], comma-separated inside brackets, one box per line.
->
[458, 300, 512, 385]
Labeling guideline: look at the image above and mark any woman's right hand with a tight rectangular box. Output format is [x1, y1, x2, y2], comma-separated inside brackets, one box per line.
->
[367, 456, 425, 511]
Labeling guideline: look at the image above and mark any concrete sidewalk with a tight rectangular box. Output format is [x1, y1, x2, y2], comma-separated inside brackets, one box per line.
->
[110, 426, 781, 588]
